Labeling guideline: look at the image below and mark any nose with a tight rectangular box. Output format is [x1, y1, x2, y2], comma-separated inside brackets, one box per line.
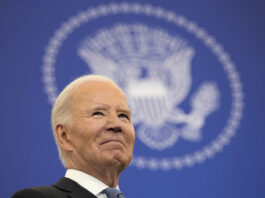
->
[106, 114, 122, 133]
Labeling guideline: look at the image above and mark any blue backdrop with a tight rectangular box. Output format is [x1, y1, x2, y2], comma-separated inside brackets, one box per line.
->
[1, 0, 265, 198]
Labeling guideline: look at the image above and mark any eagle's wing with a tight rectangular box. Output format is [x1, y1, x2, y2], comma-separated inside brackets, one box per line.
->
[161, 48, 194, 105]
[77, 47, 119, 79]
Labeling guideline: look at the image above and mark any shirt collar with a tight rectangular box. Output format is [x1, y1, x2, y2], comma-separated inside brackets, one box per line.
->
[65, 169, 120, 196]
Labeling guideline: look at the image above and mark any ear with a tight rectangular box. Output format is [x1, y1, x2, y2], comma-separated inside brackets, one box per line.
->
[55, 124, 74, 152]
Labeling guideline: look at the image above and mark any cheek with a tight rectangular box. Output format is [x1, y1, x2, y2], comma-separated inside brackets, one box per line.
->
[126, 126, 136, 146]
[79, 119, 107, 144]
[89, 119, 107, 132]
[69, 126, 89, 147]
[68, 120, 101, 144]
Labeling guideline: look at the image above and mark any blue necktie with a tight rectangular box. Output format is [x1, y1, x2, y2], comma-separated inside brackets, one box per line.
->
[104, 187, 125, 198]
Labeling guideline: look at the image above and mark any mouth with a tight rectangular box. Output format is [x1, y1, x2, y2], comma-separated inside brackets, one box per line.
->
[100, 139, 125, 147]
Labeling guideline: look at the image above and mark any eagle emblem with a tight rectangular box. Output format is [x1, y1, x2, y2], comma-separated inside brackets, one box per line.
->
[77, 23, 220, 150]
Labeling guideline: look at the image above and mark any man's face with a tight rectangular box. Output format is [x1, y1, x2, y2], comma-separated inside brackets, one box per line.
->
[66, 81, 135, 172]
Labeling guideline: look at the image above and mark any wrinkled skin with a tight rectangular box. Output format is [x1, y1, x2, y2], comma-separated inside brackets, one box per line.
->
[56, 81, 135, 187]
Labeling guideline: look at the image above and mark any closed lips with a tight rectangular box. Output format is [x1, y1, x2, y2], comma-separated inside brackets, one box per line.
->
[100, 139, 125, 146]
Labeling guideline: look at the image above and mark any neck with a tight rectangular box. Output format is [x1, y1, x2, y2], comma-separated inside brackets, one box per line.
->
[66, 160, 123, 187]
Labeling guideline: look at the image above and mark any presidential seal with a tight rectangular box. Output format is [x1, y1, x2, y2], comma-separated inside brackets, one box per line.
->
[42, 2, 244, 170]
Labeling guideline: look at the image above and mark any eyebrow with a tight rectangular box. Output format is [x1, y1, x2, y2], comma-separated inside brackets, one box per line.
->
[117, 108, 131, 117]
[91, 106, 109, 111]
[91, 105, 131, 116]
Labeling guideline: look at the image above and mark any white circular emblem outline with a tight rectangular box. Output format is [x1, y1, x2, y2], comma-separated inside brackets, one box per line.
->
[42, 2, 244, 170]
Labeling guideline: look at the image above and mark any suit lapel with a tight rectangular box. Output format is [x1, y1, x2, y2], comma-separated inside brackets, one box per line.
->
[53, 177, 97, 198]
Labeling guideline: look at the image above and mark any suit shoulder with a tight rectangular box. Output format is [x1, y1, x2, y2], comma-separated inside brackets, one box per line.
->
[11, 186, 64, 198]
[11, 188, 48, 198]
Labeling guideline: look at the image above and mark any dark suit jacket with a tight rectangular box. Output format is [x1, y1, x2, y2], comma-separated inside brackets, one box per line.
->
[11, 177, 97, 198]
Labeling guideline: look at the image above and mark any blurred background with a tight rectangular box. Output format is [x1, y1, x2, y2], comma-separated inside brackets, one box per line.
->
[1, 0, 265, 197]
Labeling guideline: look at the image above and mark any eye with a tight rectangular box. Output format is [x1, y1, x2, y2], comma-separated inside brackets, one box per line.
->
[92, 111, 104, 117]
[118, 113, 130, 121]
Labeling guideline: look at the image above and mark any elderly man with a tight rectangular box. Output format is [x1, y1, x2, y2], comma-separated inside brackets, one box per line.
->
[12, 75, 135, 198]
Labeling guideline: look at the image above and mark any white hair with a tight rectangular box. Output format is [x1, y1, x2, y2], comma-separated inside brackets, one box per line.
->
[51, 74, 117, 166]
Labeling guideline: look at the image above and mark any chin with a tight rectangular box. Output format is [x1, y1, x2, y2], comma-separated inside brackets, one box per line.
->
[105, 152, 131, 170]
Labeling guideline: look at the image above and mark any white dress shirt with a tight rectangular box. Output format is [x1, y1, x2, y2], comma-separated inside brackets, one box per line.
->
[65, 169, 120, 198]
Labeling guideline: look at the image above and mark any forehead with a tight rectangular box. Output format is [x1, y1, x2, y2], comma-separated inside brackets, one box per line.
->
[70, 81, 129, 109]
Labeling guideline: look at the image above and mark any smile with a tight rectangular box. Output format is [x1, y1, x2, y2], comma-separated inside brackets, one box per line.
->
[100, 139, 125, 146]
